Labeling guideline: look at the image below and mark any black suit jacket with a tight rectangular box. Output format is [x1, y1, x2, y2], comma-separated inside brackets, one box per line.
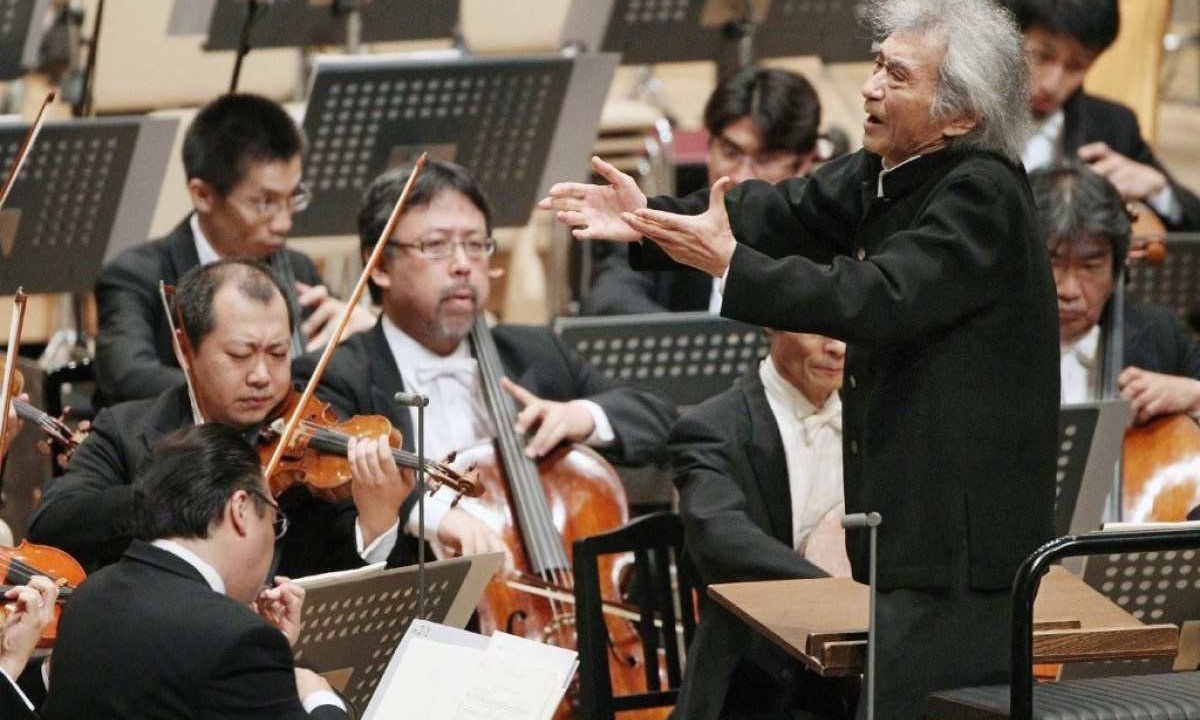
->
[671, 369, 828, 720]
[27, 386, 367, 577]
[636, 147, 1060, 592]
[41, 541, 347, 720]
[1, 676, 36, 720]
[1123, 300, 1200, 378]
[1061, 91, 1200, 231]
[94, 216, 322, 405]
[583, 241, 715, 315]
[292, 321, 678, 469]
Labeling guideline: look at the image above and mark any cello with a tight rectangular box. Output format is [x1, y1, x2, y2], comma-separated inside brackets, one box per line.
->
[448, 314, 664, 719]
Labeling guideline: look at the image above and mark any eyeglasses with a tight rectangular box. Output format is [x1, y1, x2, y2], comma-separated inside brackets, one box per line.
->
[388, 237, 497, 260]
[228, 182, 313, 221]
[245, 488, 289, 539]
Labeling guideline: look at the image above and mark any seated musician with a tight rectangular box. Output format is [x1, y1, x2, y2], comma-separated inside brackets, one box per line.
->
[1030, 164, 1200, 422]
[1011, 0, 1200, 230]
[41, 424, 348, 719]
[293, 160, 677, 550]
[584, 66, 823, 315]
[94, 93, 375, 406]
[0, 577, 57, 720]
[672, 329, 853, 720]
[28, 258, 499, 575]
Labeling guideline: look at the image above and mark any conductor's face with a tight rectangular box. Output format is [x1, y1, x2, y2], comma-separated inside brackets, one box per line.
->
[188, 283, 293, 430]
[189, 155, 304, 261]
[1050, 234, 1115, 345]
[860, 32, 974, 167]
[371, 189, 492, 356]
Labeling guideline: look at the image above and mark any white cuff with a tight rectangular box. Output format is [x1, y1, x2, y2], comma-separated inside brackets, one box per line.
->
[0, 667, 35, 712]
[355, 520, 399, 564]
[302, 689, 347, 713]
[1147, 185, 1183, 225]
[403, 491, 454, 543]
[580, 400, 615, 448]
[719, 262, 732, 294]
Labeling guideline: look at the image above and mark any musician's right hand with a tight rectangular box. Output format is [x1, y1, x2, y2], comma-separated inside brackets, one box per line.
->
[0, 576, 58, 680]
[538, 156, 647, 243]
[436, 507, 511, 568]
[347, 435, 411, 547]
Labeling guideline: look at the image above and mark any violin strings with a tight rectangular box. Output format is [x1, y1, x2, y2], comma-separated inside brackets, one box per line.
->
[0, 554, 68, 586]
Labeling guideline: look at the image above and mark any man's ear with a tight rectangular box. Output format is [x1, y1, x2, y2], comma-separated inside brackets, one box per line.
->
[227, 490, 252, 538]
[188, 178, 218, 214]
[943, 113, 979, 139]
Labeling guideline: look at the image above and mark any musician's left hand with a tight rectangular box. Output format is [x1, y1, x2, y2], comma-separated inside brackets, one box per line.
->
[1, 393, 25, 459]
[256, 577, 305, 646]
[621, 177, 738, 278]
[436, 507, 511, 567]
[501, 378, 595, 459]
[295, 282, 378, 352]
[0, 576, 58, 680]
[1118, 366, 1200, 424]
[347, 435, 412, 547]
[1078, 142, 1168, 203]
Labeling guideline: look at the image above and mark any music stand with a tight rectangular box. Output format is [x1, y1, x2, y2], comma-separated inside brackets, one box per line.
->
[1125, 232, 1200, 342]
[293, 552, 504, 713]
[291, 51, 618, 235]
[553, 311, 768, 408]
[0, 0, 51, 81]
[755, 0, 873, 62]
[0, 115, 176, 294]
[1055, 400, 1130, 539]
[203, 0, 459, 51]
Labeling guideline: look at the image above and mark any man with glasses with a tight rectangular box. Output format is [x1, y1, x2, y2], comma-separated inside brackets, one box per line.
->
[295, 162, 675, 557]
[30, 258, 502, 577]
[94, 93, 375, 406]
[41, 424, 349, 719]
[585, 67, 823, 315]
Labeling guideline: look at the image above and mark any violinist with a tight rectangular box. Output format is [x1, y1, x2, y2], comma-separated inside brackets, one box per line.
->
[1032, 163, 1200, 423]
[28, 259, 494, 576]
[292, 161, 676, 550]
[0, 576, 57, 719]
[41, 424, 347, 719]
[94, 93, 375, 406]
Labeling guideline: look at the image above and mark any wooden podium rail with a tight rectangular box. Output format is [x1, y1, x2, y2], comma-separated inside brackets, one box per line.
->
[708, 566, 1179, 677]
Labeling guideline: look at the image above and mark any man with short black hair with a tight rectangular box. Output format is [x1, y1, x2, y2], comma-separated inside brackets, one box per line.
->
[1010, 0, 1200, 229]
[95, 93, 374, 405]
[585, 67, 822, 315]
[41, 424, 348, 719]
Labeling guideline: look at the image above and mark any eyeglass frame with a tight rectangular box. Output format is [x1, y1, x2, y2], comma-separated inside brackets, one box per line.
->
[225, 182, 314, 221]
[386, 236, 497, 260]
[244, 488, 289, 539]
[707, 132, 804, 176]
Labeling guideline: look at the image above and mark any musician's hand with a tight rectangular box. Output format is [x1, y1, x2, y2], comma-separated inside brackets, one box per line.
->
[622, 177, 737, 278]
[538, 156, 647, 243]
[295, 282, 378, 352]
[501, 378, 595, 459]
[256, 577, 305, 646]
[0, 576, 58, 680]
[803, 503, 852, 578]
[348, 435, 411, 547]
[435, 507, 511, 567]
[1118, 366, 1200, 425]
[1078, 142, 1168, 202]
[294, 667, 334, 704]
[1, 393, 25, 459]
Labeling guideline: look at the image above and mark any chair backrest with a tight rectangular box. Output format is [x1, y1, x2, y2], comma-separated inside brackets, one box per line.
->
[571, 511, 697, 720]
[1083, 0, 1172, 147]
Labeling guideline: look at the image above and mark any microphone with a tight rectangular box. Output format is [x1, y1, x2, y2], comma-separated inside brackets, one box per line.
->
[841, 512, 882, 529]
[393, 391, 430, 408]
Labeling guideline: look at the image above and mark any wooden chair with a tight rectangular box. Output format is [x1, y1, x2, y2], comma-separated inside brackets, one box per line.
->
[1084, 0, 1173, 147]
[571, 511, 697, 720]
[927, 526, 1200, 720]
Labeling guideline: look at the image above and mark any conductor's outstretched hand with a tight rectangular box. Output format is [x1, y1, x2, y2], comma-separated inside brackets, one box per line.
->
[538, 156, 647, 243]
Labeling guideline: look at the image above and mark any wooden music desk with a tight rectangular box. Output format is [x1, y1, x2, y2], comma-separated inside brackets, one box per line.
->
[708, 566, 1179, 677]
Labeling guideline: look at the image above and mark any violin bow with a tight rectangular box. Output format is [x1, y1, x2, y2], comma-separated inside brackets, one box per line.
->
[262, 153, 428, 481]
[159, 282, 207, 425]
[0, 291, 28, 463]
[0, 91, 55, 210]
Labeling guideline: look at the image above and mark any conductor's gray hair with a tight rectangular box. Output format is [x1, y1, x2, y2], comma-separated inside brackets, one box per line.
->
[868, 0, 1033, 160]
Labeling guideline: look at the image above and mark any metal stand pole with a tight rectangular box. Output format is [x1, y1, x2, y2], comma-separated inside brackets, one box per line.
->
[843, 511, 883, 720]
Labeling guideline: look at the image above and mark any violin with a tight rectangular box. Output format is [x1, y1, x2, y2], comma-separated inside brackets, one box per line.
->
[0, 358, 87, 467]
[0, 540, 86, 649]
[256, 389, 485, 504]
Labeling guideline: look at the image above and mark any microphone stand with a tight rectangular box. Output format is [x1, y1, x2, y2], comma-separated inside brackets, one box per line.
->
[395, 391, 430, 617]
[842, 511, 883, 720]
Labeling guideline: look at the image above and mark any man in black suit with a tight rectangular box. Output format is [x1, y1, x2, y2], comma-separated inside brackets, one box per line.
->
[30, 259, 498, 576]
[0, 576, 57, 719]
[584, 67, 823, 316]
[1010, 0, 1200, 230]
[95, 93, 375, 405]
[294, 161, 676, 555]
[41, 424, 348, 719]
[542, 1, 1059, 717]
[1030, 164, 1200, 422]
[673, 330, 852, 719]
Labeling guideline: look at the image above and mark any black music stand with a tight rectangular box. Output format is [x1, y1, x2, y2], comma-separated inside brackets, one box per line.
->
[203, 0, 459, 51]
[0, 0, 50, 81]
[1126, 232, 1200, 342]
[0, 116, 175, 294]
[554, 311, 768, 408]
[755, 0, 873, 62]
[1055, 400, 1129, 540]
[292, 52, 618, 235]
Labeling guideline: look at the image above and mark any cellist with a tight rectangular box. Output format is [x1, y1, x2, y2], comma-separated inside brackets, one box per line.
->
[26, 259, 498, 576]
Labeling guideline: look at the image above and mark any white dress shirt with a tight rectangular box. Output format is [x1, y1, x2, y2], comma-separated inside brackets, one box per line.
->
[759, 356, 845, 552]
[190, 213, 221, 266]
[1060, 325, 1101, 404]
